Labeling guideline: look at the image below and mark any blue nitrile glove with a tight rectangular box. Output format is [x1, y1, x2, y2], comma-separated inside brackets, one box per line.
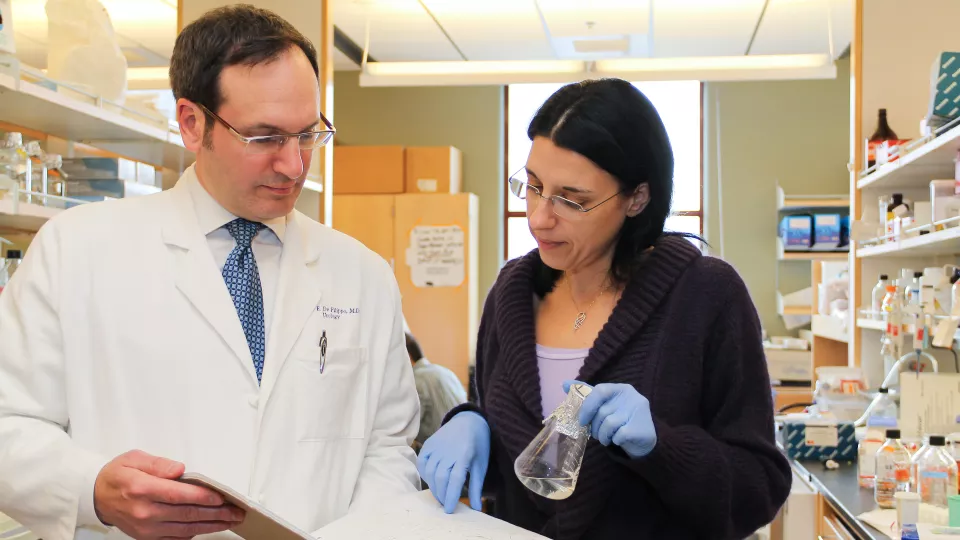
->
[417, 411, 490, 514]
[564, 380, 657, 459]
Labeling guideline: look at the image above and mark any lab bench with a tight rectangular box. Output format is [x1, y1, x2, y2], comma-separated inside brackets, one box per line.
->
[788, 458, 888, 540]
[773, 430, 889, 540]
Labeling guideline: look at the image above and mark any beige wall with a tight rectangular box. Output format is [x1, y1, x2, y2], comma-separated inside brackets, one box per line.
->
[703, 58, 851, 337]
[331, 72, 505, 311]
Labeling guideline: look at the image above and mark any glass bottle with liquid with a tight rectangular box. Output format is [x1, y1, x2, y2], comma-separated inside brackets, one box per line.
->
[869, 108, 899, 169]
[514, 383, 593, 501]
[913, 435, 958, 507]
[860, 389, 898, 489]
[876, 429, 911, 508]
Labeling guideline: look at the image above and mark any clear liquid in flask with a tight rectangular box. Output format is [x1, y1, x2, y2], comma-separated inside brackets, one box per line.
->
[516, 475, 577, 500]
[514, 383, 592, 500]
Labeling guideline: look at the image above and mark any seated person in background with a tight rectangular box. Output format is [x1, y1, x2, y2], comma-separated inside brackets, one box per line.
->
[406, 332, 467, 449]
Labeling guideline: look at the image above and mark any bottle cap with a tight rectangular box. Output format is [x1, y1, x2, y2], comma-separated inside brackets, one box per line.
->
[930, 435, 946, 446]
[879, 387, 889, 393]
[914, 271, 924, 278]
[886, 428, 900, 439]
[880, 274, 889, 280]
[6, 250, 21, 259]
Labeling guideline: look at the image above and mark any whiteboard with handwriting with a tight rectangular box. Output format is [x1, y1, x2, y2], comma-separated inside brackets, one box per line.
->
[314, 490, 548, 540]
[405, 225, 465, 288]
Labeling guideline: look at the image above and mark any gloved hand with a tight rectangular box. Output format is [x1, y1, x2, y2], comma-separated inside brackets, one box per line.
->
[417, 411, 490, 514]
[564, 381, 657, 459]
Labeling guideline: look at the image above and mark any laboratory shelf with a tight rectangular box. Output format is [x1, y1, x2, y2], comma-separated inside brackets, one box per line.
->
[0, 196, 60, 231]
[812, 315, 849, 343]
[781, 305, 812, 316]
[855, 317, 885, 331]
[855, 226, 960, 258]
[0, 63, 192, 172]
[856, 121, 960, 191]
[777, 187, 849, 211]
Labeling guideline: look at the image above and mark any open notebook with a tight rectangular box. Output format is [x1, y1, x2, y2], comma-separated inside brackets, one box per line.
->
[177, 473, 314, 540]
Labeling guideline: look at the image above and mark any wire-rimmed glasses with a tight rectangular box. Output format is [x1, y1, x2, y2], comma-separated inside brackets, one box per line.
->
[198, 104, 336, 155]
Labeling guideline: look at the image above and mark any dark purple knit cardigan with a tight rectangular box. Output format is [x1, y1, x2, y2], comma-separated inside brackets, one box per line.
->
[445, 235, 792, 540]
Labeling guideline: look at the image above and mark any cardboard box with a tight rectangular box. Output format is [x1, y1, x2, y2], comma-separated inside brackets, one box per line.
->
[780, 215, 814, 249]
[334, 145, 405, 194]
[404, 146, 462, 194]
[783, 420, 857, 462]
[813, 214, 841, 249]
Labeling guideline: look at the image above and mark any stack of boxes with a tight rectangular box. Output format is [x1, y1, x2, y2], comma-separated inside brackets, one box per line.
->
[780, 212, 850, 252]
[332, 145, 476, 390]
[59, 156, 161, 206]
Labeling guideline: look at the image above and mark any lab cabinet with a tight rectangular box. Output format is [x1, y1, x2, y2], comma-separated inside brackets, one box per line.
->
[332, 193, 479, 388]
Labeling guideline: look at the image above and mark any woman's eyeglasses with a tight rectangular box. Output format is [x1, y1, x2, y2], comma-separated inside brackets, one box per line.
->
[198, 104, 336, 155]
[507, 168, 622, 221]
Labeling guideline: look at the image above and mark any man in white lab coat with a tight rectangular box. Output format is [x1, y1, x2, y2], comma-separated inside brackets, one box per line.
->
[0, 6, 420, 540]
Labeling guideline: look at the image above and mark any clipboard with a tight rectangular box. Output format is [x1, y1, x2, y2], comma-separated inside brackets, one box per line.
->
[177, 473, 314, 540]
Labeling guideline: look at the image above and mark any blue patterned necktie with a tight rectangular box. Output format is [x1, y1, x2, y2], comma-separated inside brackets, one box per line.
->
[222, 218, 267, 384]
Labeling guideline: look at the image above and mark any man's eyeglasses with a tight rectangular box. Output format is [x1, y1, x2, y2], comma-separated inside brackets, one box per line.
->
[507, 168, 622, 221]
[198, 104, 336, 155]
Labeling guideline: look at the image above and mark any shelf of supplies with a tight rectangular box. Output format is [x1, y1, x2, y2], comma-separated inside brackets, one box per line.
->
[812, 315, 849, 343]
[0, 195, 72, 231]
[777, 187, 850, 211]
[0, 65, 192, 172]
[856, 122, 960, 190]
[856, 318, 885, 331]
[856, 226, 960, 258]
[781, 305, 812, 316]
[777, 238, 849, 261]
[780, 251, 849, 261]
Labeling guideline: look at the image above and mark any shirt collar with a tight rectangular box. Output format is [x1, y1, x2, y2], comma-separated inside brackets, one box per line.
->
[186, 170, 286, 243]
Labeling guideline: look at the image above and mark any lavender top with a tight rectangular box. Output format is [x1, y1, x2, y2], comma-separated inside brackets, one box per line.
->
[536, 344, 589, 417]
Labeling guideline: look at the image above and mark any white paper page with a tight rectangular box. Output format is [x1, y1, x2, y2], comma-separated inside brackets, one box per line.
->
[314, 490, 549, 540]
[858, 508, 960, 540]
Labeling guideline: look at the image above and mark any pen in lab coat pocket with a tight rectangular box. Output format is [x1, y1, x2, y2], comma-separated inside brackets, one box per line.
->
[319, 330, 327, 374]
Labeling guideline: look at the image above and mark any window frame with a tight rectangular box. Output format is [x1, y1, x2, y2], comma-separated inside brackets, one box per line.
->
[503, 83, 704, 261]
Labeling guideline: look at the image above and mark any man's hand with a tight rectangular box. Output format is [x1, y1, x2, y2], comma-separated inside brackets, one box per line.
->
[94, 450, 245, 539]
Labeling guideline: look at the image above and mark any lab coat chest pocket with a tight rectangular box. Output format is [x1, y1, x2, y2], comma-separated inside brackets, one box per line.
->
[296, 347, 369, 441]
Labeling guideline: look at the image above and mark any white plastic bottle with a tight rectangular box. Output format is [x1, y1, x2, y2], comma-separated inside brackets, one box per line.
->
[873, 274, 891, 320]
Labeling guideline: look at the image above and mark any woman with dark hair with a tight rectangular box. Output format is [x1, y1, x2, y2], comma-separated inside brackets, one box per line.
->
[416, 78, 791, 539]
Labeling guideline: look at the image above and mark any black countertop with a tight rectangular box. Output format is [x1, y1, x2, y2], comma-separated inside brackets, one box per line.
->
[789, 458, 890, 540]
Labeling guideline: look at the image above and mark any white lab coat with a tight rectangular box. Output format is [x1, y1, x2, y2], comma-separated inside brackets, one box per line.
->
[0, 167, 421, 540]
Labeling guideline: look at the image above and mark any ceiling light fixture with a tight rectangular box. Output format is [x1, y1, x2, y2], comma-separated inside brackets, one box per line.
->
[358, 53, 836, 87]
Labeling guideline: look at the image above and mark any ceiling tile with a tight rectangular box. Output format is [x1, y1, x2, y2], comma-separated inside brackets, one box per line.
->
[650, 0, 766, 58]
[748, 0, 842, 56]
[421, 0, 553, 60]
[538, 0, 650, 38]
[334, 0, 462, 61]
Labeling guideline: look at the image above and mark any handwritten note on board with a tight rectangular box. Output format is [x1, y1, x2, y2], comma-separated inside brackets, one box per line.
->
[314, 490, 549, 540]
[405, 225, 465, 288]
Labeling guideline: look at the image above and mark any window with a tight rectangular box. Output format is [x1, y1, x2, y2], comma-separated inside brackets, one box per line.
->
[504, 81, 703, 261]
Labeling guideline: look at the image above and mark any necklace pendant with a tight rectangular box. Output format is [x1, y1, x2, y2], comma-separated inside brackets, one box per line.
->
[574, 312, 586, 331]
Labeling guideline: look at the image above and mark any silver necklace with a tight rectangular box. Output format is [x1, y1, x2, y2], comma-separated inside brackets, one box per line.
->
[565, 275, 611, 332]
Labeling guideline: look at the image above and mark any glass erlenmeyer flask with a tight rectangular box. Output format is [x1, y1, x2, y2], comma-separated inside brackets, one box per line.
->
[514, 383, 593, 500]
